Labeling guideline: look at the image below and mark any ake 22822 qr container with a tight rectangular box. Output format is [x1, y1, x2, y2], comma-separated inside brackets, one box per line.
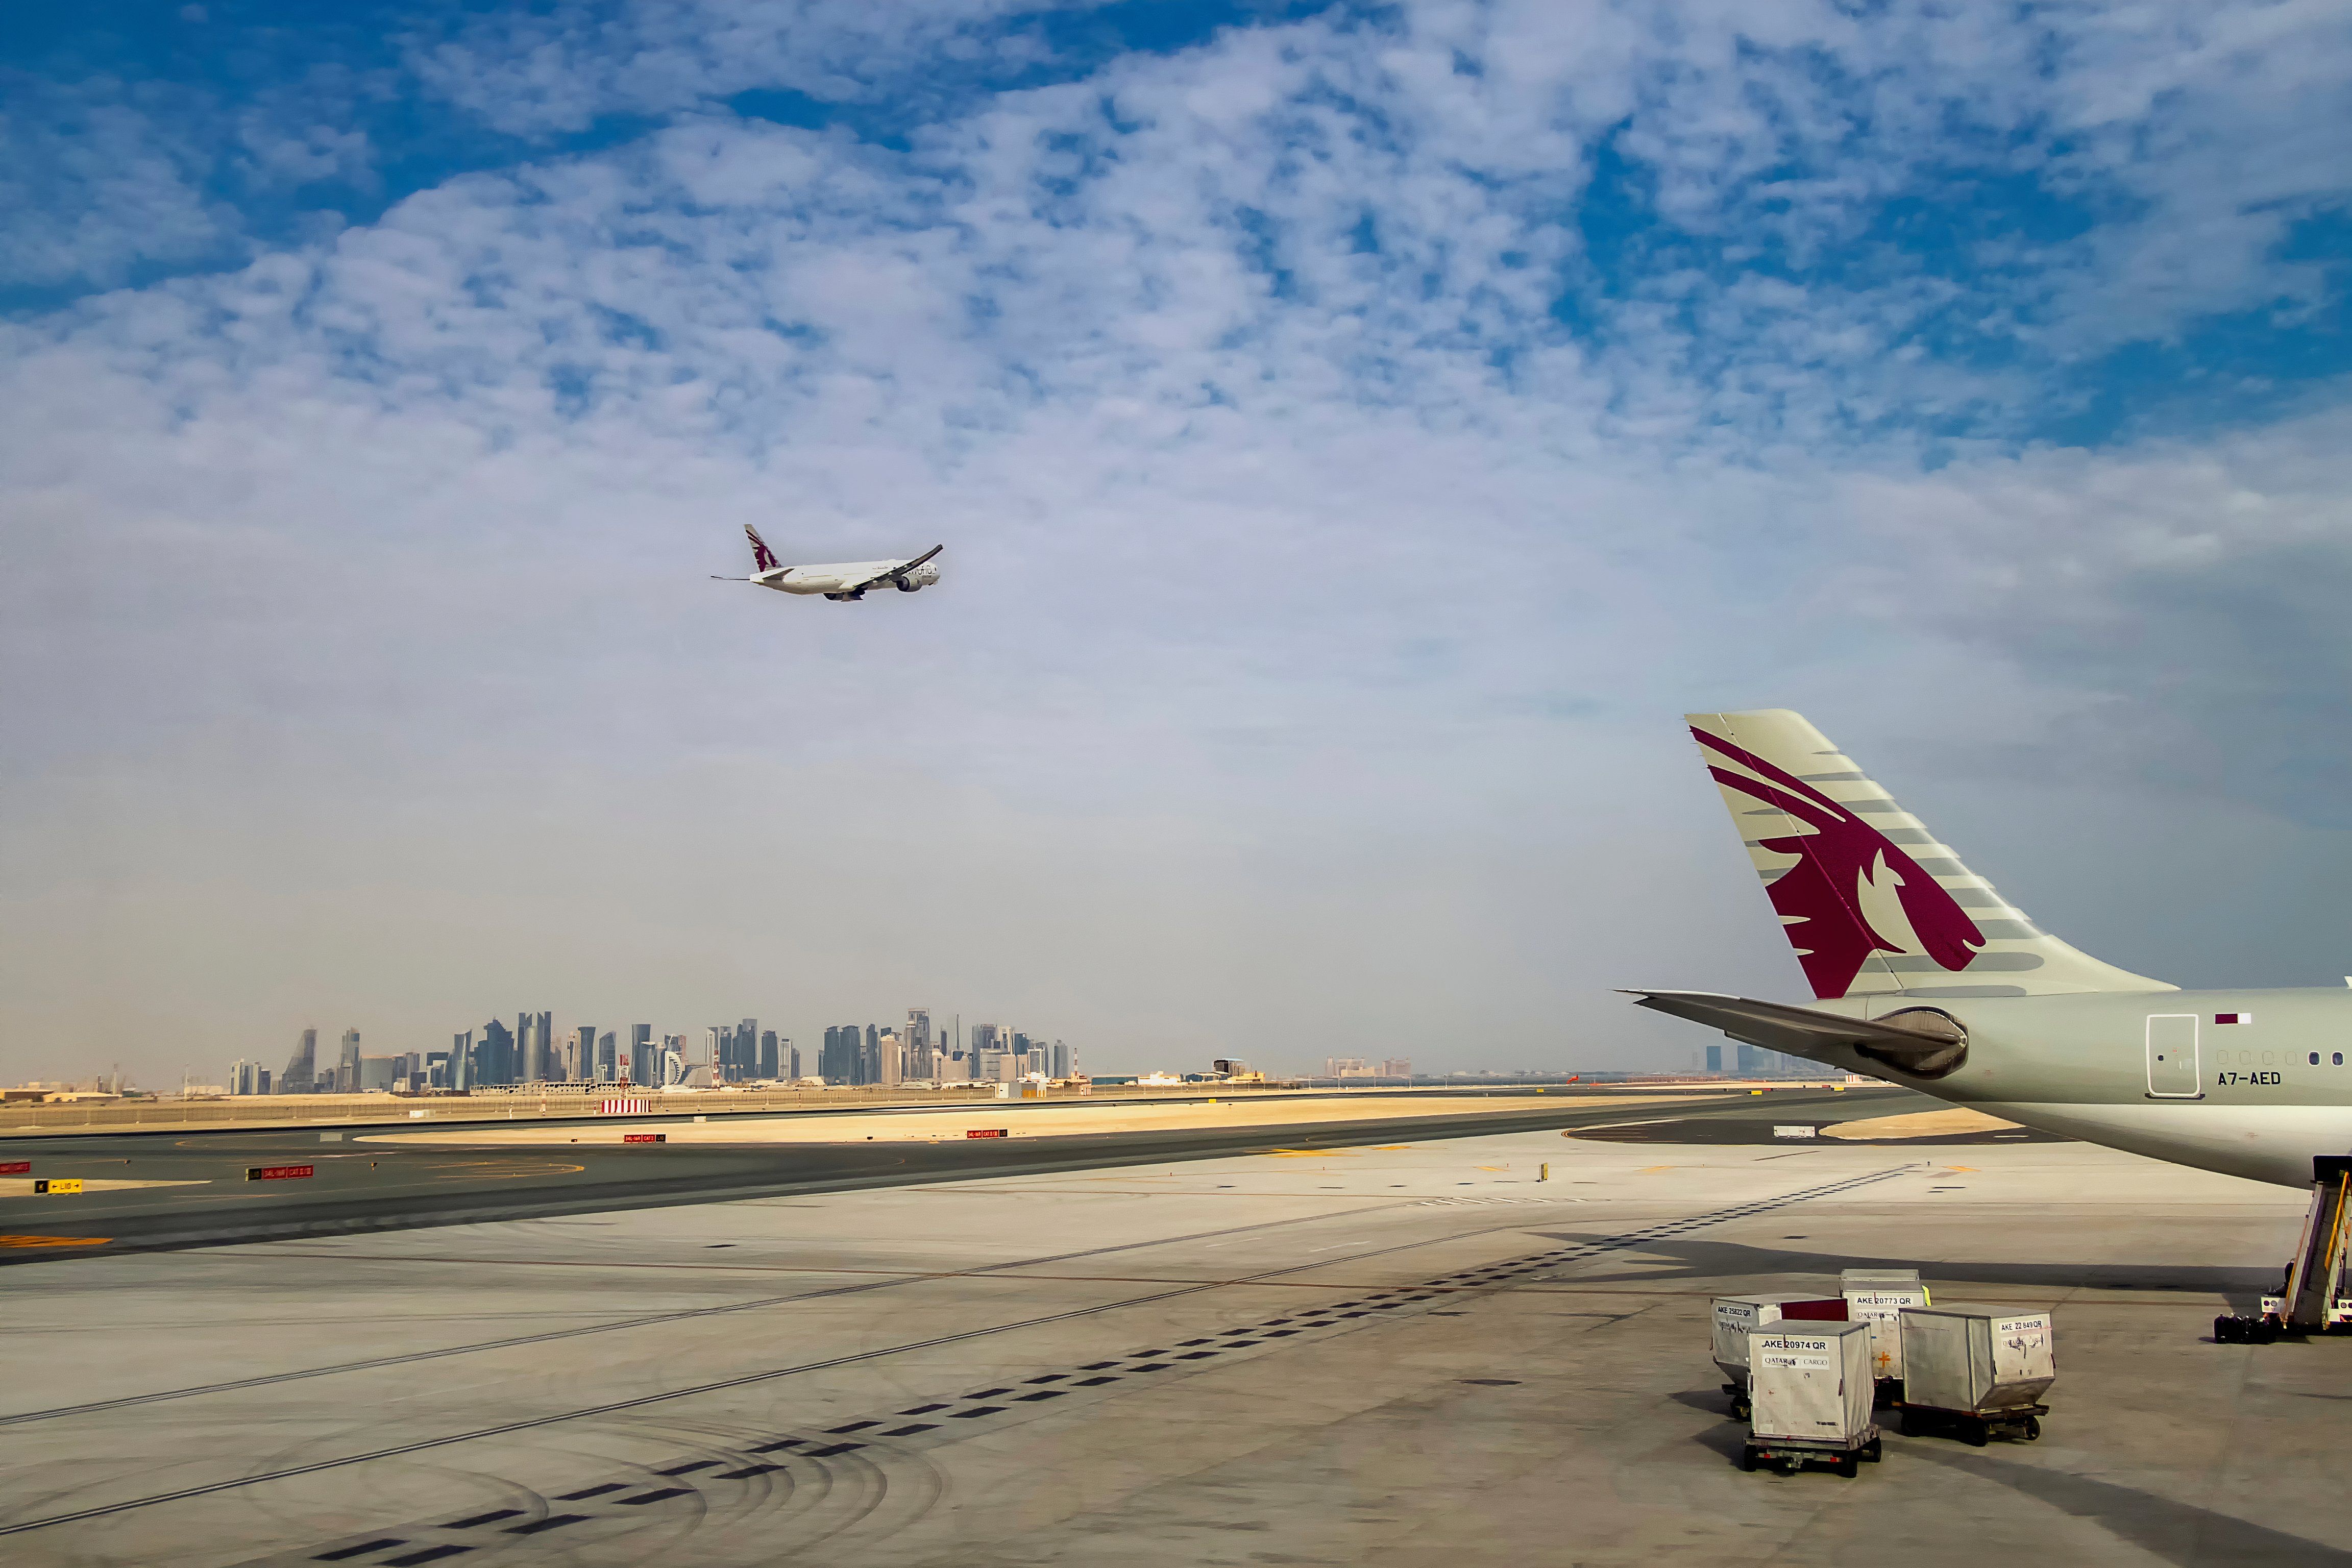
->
[1898, 1305, 2055, 1445]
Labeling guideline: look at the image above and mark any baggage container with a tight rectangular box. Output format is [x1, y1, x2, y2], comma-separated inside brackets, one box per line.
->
[1742, 1319, 1879, 1477]
[1840, 1267, 1929, 1395]
[1897, 1304, 2054, 1444]
[1710, 1293, 1846, 1419]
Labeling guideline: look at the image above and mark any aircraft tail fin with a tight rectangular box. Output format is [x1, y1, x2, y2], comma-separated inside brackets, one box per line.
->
[745, 525, 780, 573]
[1686, 709, 2172, 1001]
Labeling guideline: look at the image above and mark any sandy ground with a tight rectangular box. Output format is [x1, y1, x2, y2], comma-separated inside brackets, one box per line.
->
[361, 1092, 1703, 1147]
[1822, 1108, 2021, 1140]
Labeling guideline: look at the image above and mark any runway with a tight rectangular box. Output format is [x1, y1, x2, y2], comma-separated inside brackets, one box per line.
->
[0, 1085, 1822, 1261]
[2, 1094, 2344, 1566]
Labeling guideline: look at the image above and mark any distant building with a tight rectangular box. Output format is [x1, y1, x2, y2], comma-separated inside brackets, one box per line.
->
[758, 1030, 779, 1080]
[596, 1031, 618, 1081]
[1380, 1057, 1411, 1077]
[1326, 1057, 1370, 1078]
[281, 1029, 317, 1093]
[228, 1059, 270, 1095]
[629, 1025, 654, 1084]
[1704, 1043, 1724, 1073]
[359, 1056, 398, 1093]
[1051, 1041, 1073, 1079]
[820, 1025, 856, 1085]
[478, 1017, 516, 1085]
[336, 1030, 363, 1093]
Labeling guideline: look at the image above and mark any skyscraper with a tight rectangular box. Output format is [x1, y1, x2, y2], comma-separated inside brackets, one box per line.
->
[281, 1028, 317, 1094]
[337, 1030, 363, 1093]
[1050, 1041, 1072, 1079]
[629, 1025, 653, 1085]
[596, 1031, 618, 1080]
[861, 1024, 881, 1087]
[905, 1010, 933, 1080]
[758, 1030, 778, 1080]
[479, 1017, 515, 1085]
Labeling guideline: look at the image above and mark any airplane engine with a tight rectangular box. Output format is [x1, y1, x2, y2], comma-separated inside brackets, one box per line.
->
[895, 562, 942, 592]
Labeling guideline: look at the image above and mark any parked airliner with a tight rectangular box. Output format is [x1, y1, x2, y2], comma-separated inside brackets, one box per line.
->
[1630, 708, 2352, 1195]
[714, 525, 942, 601]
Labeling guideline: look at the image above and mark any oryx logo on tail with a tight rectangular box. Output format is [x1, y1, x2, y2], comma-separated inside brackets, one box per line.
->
[1693, 725, 1982, 998]
[745, 525, 781, 573]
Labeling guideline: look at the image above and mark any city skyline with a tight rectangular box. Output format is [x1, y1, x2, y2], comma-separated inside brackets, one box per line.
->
[217, 1008, 1082, 1095]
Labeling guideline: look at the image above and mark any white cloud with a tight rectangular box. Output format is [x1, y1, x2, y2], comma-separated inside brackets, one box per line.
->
[0, 77, 235, 289]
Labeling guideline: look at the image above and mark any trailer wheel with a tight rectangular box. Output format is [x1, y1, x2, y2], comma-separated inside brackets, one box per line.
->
[1739, 1444, 1757, 1473]
[1836, 1454, 1859, 1478]
[2023, 1415, 2041, 1442]
[1967, 1418, 1989, 1448]
[1863, 1436, 1882, 1463]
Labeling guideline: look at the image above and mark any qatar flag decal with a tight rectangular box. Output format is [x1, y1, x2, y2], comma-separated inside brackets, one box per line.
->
[2214, 1013, 2250, 1025]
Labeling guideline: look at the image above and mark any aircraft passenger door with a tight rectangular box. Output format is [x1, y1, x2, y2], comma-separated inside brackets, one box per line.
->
[2146, 1014, 2200, 1099]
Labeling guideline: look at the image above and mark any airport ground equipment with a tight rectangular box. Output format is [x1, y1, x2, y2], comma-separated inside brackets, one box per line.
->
[1712, 1293, 1847, 1421]
[1841, 1267, 1929, 1403]
[1896, 1305, 2054, 1445]
[1742, 1320, 1880, 1477]
[2219, 1157, 2352, 1342]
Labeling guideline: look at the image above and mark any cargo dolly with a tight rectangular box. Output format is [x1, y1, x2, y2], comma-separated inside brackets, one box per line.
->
[1739, 1430, 1882, 1477]
[1895, 1399, 2045, 1447]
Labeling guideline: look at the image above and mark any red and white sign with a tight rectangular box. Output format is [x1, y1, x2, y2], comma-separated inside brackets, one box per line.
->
[966, 1128, 1008, 1139]
[0, 1161, 29, 1175]
[2214, 1013, 2251, 1025]
[246, 1164, 314, 1182]
[622, 1132, 666, 1144]
[601, 1098, 650, 1114]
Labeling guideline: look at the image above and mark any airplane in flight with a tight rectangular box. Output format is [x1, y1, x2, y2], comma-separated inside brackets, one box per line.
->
[1629, 709, 2352, 1326]
[714, 525, 942, 601]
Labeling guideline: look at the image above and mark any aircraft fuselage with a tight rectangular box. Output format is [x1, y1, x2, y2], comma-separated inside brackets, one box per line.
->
[1816, 987, 2352, 1187]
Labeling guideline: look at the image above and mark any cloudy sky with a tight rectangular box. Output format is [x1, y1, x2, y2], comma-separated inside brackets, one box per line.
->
[4, 1, 2349, 1086]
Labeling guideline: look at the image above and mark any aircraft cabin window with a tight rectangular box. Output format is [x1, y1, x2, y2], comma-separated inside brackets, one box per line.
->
[2311, 1053, 2321, 1065]
[2337, 1052, 2346, 1066]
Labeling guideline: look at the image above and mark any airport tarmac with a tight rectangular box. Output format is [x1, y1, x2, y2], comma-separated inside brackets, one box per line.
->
[2, 1110, 2343, 1566]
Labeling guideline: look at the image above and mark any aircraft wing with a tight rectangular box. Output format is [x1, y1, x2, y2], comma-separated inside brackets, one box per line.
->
[846, 545, 943, 592]
[1622, 989, 1961, 1066]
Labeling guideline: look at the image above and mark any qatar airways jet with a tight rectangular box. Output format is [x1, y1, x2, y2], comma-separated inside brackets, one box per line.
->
[1627, 709, 2352, 1323]
[1628, 707, 2352, 1188]
[714, 525, 942, 601]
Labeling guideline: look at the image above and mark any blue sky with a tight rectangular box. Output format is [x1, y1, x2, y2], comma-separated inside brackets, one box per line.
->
[4, 2, 2350, 1082]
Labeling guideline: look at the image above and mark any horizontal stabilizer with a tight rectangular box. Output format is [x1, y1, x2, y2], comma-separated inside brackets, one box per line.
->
[1624, 989, 1964, 1073]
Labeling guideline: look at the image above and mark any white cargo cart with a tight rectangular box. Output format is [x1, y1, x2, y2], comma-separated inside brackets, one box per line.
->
[1840, 1267, 1930, 1404]
[1742, 1319, 1880, 1477]
[1896, 1305, 2055, 1445]
[1711, 1292, 1848, 1422]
